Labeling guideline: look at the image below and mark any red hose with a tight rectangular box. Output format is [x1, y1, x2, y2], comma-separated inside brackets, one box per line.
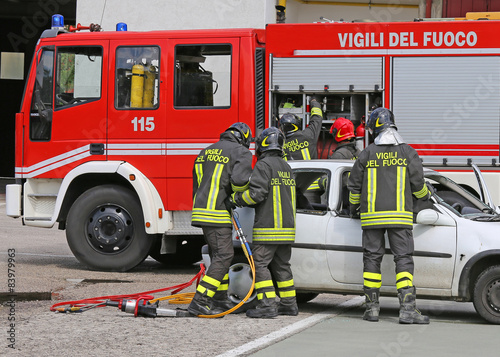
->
[50, 264, 205, 312]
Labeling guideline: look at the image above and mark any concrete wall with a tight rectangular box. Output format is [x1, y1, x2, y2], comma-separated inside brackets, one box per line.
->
[76, 0, 275, 31]
[76, 0, 423, 32]
[285, 1, 420, 24]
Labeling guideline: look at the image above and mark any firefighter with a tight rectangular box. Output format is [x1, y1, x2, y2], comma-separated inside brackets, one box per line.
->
[280, 98, 324, 203]
[328, 117, 361, 160]
[347, 108, 431, 324]
[234, 127, 297, 318]
[279, 97, 323, 160]
[189, 122, 253, 316]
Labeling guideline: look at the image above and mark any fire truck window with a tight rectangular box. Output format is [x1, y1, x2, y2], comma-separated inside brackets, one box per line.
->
[55, 46, 103, 109]
[115, 46, 160, 109]
[174, 44, 231, 108]
[30, 48, 54, 141]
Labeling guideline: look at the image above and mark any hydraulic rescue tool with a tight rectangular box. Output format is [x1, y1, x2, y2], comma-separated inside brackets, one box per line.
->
[51, 209, 256, 319]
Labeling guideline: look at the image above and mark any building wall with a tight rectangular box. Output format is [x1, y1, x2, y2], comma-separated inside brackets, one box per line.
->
[76, 0, 421, 31]
[76, 0, 276, 31]
[285, 1, 420, 24]
[442, 0, 500, 18]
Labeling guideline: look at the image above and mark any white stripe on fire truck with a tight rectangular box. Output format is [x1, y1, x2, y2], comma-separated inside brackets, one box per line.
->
[107, 143, 255, 156]
[15, 145, 91, 178]
[16, 142, 256, 178]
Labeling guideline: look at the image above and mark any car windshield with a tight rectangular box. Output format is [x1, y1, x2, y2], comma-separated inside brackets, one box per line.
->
[425, 172, 499, 220]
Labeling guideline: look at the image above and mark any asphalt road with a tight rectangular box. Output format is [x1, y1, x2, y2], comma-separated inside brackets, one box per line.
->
[1, 191, 499, 356]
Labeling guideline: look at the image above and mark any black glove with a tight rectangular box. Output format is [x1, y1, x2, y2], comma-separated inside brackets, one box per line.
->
[425, 181, 435, 198]
[350, 204, 360, 219]
[310, 97, 320, 107]
[224, 196, 237, 212]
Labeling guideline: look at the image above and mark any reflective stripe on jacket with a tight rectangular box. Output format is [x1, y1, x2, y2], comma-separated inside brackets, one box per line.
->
[283, 102, 323, 161]
[235, 152, 296, 243]
[192, 132, 252, 227]
[347, 143, 429, 229]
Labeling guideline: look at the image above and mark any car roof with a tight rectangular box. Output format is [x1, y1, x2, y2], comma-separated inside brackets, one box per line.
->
[288, 159, 440, 176]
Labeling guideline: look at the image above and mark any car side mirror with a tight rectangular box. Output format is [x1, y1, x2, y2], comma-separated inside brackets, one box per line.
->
[416, 209, 455, 226]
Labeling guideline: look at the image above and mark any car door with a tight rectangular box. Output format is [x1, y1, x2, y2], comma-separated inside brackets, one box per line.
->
[290, 168, 337, 290]
[327, 168, 457, 293]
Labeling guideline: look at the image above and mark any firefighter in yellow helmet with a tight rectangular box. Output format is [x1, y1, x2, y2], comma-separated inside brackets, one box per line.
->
[189, 122, 253, 316]
[234, 127, 297, 318]
[348, 108, 431, 324]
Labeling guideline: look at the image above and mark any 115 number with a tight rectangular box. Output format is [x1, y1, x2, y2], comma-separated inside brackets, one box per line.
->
[131, 116, 155, 132]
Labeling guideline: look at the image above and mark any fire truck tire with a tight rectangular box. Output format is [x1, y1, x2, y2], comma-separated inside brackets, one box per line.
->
[473, 265, 500, 324]
[66, 185, 153, 272]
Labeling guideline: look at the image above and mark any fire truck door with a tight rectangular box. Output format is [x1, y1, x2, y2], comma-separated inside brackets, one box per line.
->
[107, 42, 166, 201]
[22, 43, 108, 179]
[164, 38, 240, 211]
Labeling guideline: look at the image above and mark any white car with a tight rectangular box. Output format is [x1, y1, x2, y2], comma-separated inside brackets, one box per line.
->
[233, 160, 500, 324]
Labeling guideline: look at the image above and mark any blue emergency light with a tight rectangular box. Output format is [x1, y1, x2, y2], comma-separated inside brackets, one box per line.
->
[52, 14, 64, 29]
[116, 22, 128, 31]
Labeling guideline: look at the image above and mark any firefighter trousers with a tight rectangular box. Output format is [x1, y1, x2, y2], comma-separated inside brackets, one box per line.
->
[196, 226, 234, 301]
[362, 228, 414, 290]
[252, 243, 296, 305]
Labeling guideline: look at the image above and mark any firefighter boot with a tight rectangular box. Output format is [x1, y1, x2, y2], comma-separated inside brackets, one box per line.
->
[212, 291, 236, 311]
[278, 297, 298, 316]
[187, 292, 224, 317]
[363, 288, 380, 322]
[246, 296, 278, 318]
[398, 286, 430, 324]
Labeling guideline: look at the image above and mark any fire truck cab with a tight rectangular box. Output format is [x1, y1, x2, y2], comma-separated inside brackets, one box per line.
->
[7, 16, 266, 271]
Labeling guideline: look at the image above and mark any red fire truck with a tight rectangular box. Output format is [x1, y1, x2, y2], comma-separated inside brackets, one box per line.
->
[6, 15, 500, 271]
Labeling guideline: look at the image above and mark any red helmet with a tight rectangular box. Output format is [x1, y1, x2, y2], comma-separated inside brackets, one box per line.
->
[355, 122, 365, 137]
[330, 117, 355, 142]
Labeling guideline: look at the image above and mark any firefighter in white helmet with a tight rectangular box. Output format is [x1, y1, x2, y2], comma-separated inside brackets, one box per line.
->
[348, 108, 431, 324]
[234, 127, 297, 318]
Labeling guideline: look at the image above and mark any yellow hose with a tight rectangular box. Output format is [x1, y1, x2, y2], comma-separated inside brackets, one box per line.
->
[199, 254, 255, 318]
[149, 256, 255, 318]
[149, 217, 257, 318]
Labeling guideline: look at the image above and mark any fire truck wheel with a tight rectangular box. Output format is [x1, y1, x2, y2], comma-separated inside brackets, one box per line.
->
[473, 265, 500, 324]
[66, 185, 154, 272]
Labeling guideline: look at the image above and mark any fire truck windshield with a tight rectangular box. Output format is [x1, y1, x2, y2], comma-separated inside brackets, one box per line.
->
[55, 46, 103, 108]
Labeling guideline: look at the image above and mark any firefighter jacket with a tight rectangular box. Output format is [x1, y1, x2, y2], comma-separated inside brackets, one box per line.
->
[282, 101, 323, 160]
[234, 151, 296, 244]
[328, 141, 361, 160]
[347, 143, 429, 229]
[191, 132, 253, 228]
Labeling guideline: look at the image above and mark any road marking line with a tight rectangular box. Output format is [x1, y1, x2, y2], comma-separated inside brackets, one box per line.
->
[217, 296, 364, 357]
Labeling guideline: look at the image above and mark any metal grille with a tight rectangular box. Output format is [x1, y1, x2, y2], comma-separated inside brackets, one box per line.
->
[392, 56, 500, 165]
[271, 57, 383, 92]
[255, 48, 265, 130]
